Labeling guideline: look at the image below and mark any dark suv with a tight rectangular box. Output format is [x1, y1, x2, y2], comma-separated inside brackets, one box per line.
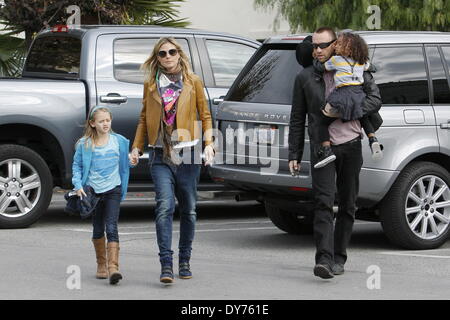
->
[210, 31, 450, 250]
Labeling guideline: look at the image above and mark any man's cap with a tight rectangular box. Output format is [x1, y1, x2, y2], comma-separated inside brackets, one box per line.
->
[296, 35, 313, 68]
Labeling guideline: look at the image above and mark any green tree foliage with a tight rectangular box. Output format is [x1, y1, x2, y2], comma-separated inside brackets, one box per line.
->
[0, 0, 189, 76]
[0, 34, 25, 77]
[254, 0, 450, 32]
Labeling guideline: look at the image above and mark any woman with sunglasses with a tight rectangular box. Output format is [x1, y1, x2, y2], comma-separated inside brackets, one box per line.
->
[130, 37, 215, 284]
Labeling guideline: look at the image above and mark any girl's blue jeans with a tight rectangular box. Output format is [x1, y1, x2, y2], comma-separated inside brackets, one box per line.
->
[92, 185, 122, 242]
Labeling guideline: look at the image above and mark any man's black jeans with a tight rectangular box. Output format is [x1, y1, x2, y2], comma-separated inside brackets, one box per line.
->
[310, 137, 363, 267]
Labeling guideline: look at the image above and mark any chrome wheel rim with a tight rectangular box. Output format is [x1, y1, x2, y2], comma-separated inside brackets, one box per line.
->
[405, 175, 450, 240]
[0, 159, 41, 218]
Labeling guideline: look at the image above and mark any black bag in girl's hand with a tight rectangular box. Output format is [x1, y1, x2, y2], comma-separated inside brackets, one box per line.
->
[64, 185, 99, 219]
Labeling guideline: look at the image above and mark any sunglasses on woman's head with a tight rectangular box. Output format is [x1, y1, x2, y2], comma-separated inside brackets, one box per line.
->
[312, 39, 336, 50]
[158, 49, 178, 58]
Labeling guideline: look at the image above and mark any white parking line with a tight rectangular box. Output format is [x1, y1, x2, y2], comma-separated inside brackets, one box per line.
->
[52, 198, 256, 205]
[354, 221, 378, 225]
[118, 220, 273, 229]
[122, 227, 278, 235]
[378, 251, 450, 259]
[63, 220, 372, 233]
[62, 228, 91, 233]
[62, 226, 278, 235]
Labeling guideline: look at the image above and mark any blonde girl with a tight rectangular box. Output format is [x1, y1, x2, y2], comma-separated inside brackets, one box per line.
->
[72, 105, 133, 285]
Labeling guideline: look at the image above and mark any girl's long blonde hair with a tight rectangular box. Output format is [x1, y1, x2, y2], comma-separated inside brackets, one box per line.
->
[77, 106, 113, 149]
[141, 37, 193, 86]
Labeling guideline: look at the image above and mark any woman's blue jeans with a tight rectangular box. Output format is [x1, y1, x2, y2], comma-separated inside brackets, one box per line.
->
[149, 148, 201, 265]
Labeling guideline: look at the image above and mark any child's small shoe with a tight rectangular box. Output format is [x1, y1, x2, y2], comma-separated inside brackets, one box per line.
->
[314, 145, 336, 169]
[369, 136, 383, 161]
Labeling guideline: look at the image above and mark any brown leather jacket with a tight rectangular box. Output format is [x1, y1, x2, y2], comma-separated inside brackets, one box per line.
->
[132, 74, 213, 153]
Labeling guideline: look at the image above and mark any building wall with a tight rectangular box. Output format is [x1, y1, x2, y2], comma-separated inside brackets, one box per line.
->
[178, 0, 291, 40]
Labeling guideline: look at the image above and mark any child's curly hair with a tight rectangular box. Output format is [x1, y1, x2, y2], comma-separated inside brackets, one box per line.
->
[337, 32, 369, 65]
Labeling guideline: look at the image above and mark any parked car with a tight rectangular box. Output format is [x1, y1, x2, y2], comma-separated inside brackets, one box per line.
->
[210, 31, 450, 250]
[0, 25, 260, 228]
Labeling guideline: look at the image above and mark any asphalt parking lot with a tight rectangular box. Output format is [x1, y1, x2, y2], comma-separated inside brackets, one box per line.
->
[0, 189, 449, 300]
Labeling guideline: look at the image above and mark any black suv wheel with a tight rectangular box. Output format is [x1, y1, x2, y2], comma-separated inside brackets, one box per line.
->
[265, 200, 313, 234]
[380, 161, 450, 249]
[0, 144, 53, 228]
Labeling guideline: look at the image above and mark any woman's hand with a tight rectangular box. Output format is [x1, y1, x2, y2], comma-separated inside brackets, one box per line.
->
[76, 188, 87, 200]
[130, 147, 140, 165]
[203, 144, 215, 166]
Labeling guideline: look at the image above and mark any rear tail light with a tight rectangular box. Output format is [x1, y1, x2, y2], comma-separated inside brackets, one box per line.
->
[290, 187, 310, 192]
[52, 25, 69, 32]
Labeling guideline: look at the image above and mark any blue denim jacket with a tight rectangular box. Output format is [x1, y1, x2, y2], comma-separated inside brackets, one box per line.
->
[72, 133, 131, 201]
[64, 185, 100, 219]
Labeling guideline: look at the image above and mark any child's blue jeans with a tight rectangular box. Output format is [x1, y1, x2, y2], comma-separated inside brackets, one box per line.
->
[92, 185, 122, 242]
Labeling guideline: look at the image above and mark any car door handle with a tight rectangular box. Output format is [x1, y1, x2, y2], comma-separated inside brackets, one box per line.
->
[100, 93, 128, 104]
[440, 121, 450, 129]
[212, 96, 225, 105]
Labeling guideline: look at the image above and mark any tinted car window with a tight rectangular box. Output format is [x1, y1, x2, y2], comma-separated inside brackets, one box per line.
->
[24, 36, 81, 76]
[227, 45, 302, 104]
[114, 38, 191, 84]
[426, 47, 450, 104]
[372, 46, 429, 104]
[205, 40, 256, 87]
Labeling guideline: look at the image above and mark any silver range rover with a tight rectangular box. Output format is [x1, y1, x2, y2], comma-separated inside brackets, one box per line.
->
[209, 31, 450, 250]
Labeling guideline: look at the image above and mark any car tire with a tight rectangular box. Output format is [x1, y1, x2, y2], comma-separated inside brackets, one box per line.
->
[0, 144, 53, 228]
[379, 161, 450, 249]
[265, 201, 313, 234]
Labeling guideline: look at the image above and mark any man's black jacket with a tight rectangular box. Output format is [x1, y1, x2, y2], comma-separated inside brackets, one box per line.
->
[288, 60, 382, 162]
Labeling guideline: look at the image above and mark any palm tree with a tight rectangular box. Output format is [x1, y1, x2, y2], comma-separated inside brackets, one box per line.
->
[0, 32, 26, 77]
[121, 0, 189, 26]
[0, 0, 189, 77]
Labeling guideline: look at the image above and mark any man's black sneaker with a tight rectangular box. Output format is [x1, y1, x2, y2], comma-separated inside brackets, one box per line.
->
[332, 263, 345, 275]
[313, 264, 334, 279]
[369, 136, 383, 161]
[314, 145, 336, 169]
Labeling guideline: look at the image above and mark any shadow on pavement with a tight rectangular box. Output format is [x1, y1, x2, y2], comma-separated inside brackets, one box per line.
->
[38, 199, 266, 225]
[218, 220, 396, 252]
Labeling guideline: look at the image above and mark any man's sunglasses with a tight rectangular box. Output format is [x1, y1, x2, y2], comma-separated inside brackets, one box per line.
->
[158, 49, 178, 58]
[312, 39, 336, 50]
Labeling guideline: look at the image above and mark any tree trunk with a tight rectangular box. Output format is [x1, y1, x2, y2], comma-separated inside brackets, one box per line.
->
[81, 14, 100, 25]
[25, 30, 34, 51]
